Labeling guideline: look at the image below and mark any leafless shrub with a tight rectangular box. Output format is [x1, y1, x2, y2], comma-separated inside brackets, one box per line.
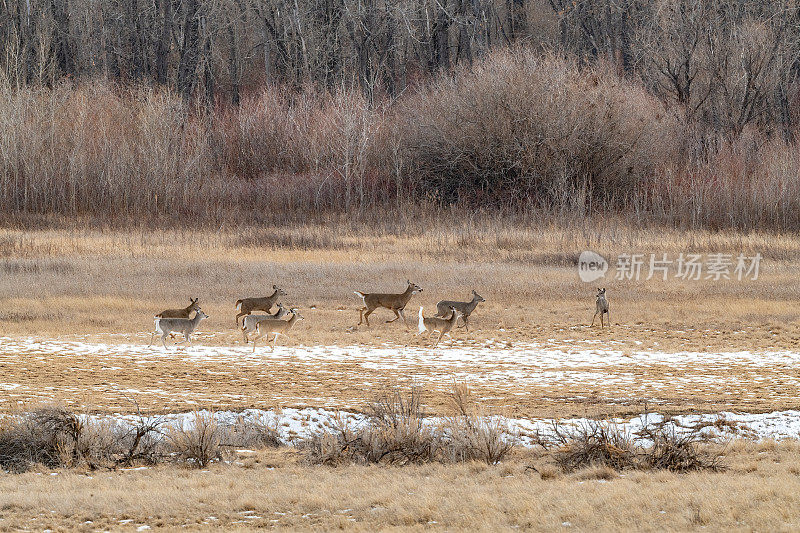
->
[399, 49, 679, 212]
[545, 416, 725, 474]
[302, 414, 369, 466]
[445, 383, 514, 465]
[167, 411, 222, 468]
[306, 385, 515, 466]
[306, 388, 442, 466]
[221, 415, 283, 449]
[638, 424, 725, 473]
[549, 420, 638, 473]
[0, 407, 84, 472]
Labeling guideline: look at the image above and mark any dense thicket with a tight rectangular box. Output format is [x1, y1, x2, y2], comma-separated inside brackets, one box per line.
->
[1, 0, 799, 229]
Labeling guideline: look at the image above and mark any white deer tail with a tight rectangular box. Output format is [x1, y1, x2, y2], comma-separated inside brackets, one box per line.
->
[236, 301, 242, 312]
[354, 291, 365, 301]
[418, 307, 426, 334]
[154, 318, 161, 333]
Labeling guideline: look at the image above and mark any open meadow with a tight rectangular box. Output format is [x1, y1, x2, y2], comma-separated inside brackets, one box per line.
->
[0, 223, 798, 529]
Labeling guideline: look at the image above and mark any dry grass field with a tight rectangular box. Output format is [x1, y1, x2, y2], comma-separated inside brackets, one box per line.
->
[0, 223, 799, 417]
[2, 222, 800, 531]
[0, 442, 800, 531]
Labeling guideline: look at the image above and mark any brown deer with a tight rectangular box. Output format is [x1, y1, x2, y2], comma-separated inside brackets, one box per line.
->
[155, 298, 201, 319]
[354, 280, 422, 328]
[434, 290, 485, 331]
[251, 308, 304, 352]
[591, 288, 610, 327]
[417, 306, 460, 347]
[240, 303, 288, 343]
[235, 285, 287, 325]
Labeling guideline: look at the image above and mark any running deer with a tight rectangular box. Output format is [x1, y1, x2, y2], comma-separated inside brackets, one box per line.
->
[591, 288, 610, 327]
[434, 290, 485, 331]
[354, 280, 422, 328]
[155, 298, 201, 319]
[251, 308, 303, 352]
[417, 306, 460, 347]
[150, 310, 209, 349]
[235, 286, 287, 325]
[240, 303, 287, 343]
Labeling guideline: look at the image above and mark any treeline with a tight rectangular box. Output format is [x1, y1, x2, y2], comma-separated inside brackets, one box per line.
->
[2, 50, 798, 230]
[1, 0, 800, 230]
[2, 0, 799, 135]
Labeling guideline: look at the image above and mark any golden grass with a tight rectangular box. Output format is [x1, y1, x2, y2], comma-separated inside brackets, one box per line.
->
[0, 224, 798, 417]
[0, 443, 799, 531]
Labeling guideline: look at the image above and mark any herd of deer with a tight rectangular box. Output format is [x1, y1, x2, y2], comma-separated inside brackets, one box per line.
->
[149, 281, 486, 351]
[148, 281, 611, 351]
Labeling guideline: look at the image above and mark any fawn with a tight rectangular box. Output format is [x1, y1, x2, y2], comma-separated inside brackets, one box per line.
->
[418, 306, 460, 347]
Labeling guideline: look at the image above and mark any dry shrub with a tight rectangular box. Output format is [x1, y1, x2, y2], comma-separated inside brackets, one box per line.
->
[0, 407, 87, 472]
[399, 48, 679, 211]
[639, 424, 724, 473]
[445, 384, 514, 465]
[305, 388, 441, 466]
[549, 420, 638, 472]
[545, 418, 724, 474]
[167, 410, 222, 468]
[221, 414, 283, 449]
[305, 385, 514, 466]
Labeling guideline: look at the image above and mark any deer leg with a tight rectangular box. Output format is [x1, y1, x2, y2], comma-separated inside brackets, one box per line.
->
[236, 311, 248, 326]
[363, 307, 374, 327]
[399, 308, 409, 329]
[459, 315, 470, 331]
[252, 331, 262, 353]
[435, 331, 444, 347]
[591, 311, 598, 327]
[242, 327, 249, 344]
[270, 333, 278, 352]
[185, 333, 192, 346]
[161, 333, 169, 349]
[386, 308, 401, 323]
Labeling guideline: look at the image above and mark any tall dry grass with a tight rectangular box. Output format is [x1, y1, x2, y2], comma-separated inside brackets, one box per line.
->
[1, 49, 799, 230]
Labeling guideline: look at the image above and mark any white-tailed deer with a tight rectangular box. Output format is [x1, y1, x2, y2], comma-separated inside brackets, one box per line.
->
[434, 290, 485, 331]
[150, 310, 209, 348]
[591, 288, 610, 327]
[235, 285, 287, 325]
[155, 297, 201, 319]
[354, 280, 422, 329]
[251, 308, 303, 352]
[417, 306, 460, 347]
[240, 303, 287, 343]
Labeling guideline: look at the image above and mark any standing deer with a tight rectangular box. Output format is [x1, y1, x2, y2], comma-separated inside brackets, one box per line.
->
[155, 298, 201, 319]
[354, 280, 422, 329]
[235, 285, 286, 325]
[418, 306, 460, 347]
[251, 308, 304, 352]
[240, 303, 288, 343]
[434, 290, 485, 331]
[591, 288, 610, 327]
[150, 310, 210, 349]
